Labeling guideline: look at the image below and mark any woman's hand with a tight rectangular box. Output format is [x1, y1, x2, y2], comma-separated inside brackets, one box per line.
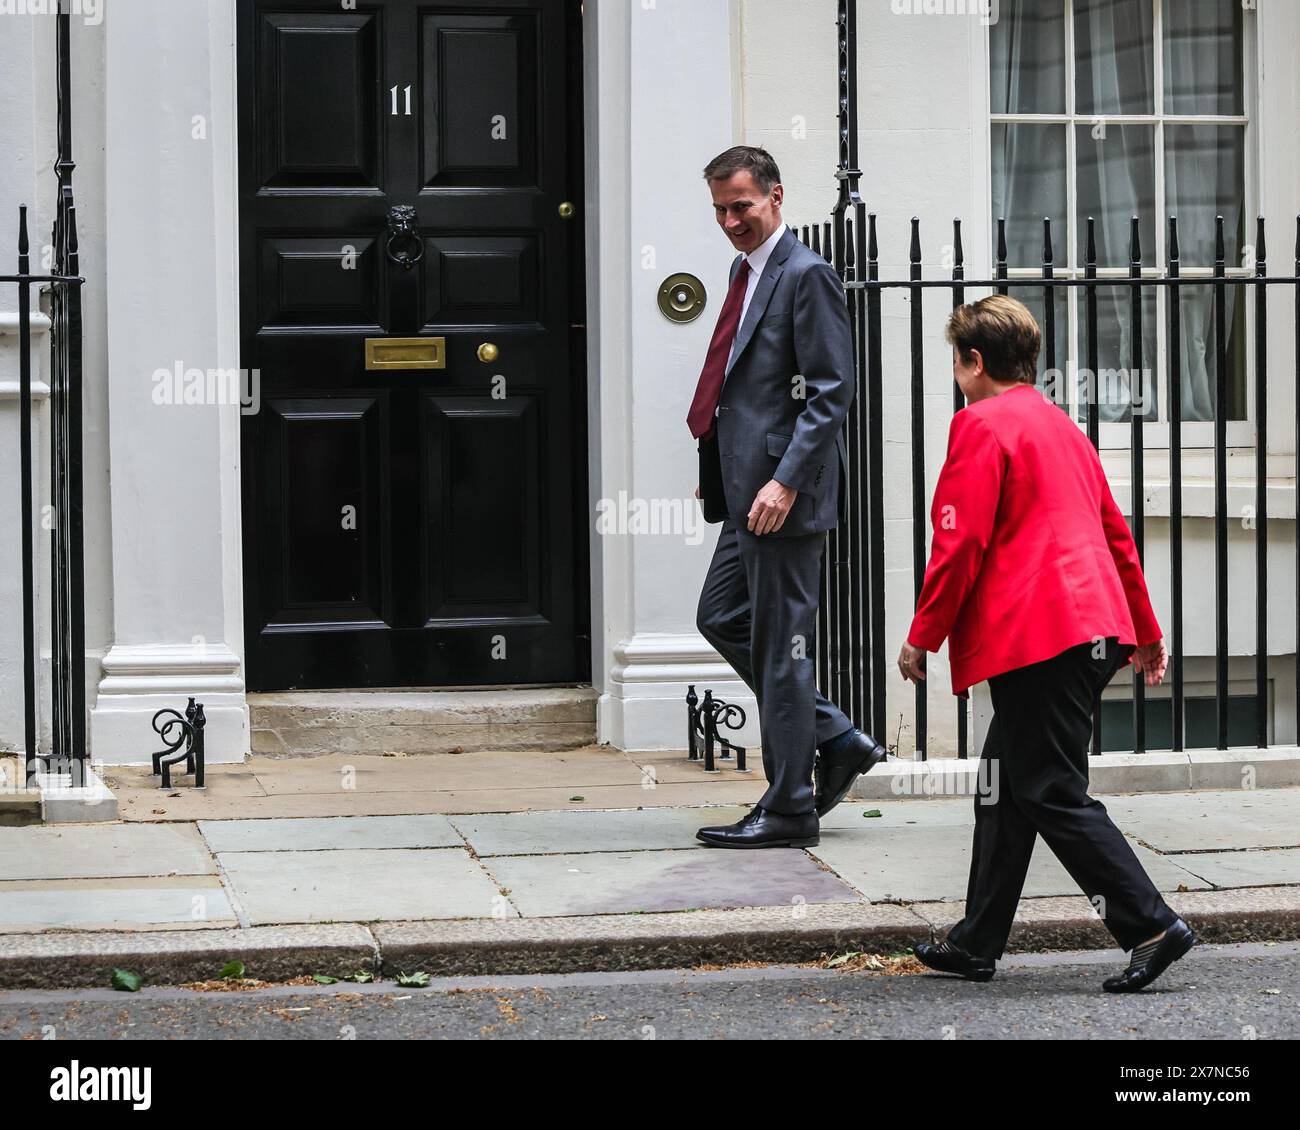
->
[898, 642, 927, 683]
[1131, 639, 1168, 687]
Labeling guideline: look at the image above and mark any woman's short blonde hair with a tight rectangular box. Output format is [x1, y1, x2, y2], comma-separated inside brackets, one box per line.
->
[945, 295, 1041, 384]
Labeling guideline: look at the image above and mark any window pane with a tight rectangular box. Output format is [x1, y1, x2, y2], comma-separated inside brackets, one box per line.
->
[1075, 0, 1154, 116]
[990, 0, 1066, 114]
[1083, 287, 1157, 423]
[1165, 125, 1246, 267]
[1163, 0, 1244, 115]
[1169, 283, 1246, 424]
[991, 124, 1066, 266]
[1165, 127, 1247, 424]
[1076, 124, 1156, 269]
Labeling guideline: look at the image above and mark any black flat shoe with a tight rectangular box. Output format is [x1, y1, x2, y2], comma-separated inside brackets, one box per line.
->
[1102, 918, 1197, 993]
[814, 728, 888, 816]
[696, 805, 819, 848]
[914, 939, 996, 982]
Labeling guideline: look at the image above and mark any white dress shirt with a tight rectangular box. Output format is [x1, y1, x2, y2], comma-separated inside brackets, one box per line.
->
[727, 222, 786, 369]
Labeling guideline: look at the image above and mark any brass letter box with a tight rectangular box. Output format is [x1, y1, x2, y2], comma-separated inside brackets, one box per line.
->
[364, 336, 447, 370]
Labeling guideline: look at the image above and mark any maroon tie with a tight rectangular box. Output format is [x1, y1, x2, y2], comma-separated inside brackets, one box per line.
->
[687, 259, 751, 439]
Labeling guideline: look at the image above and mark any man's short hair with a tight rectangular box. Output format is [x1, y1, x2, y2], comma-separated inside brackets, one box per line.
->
[945, 296, 1041, 384]
[702, 146, 782, 195]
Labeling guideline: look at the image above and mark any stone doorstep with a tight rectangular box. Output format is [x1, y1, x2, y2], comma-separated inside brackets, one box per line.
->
[249, 687, 599, 756]
[850, 747, 1300, 801]
[0, 887, 1296, 989]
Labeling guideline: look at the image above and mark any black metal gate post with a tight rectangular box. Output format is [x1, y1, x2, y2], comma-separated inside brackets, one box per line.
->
[5, 2, 86, 786]
[17, 209, 37, 784]
[49, 0, 87, 776]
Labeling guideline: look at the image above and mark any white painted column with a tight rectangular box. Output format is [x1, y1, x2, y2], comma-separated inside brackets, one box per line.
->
[591, 0, 759, 750]
[91, 0, 247, 763]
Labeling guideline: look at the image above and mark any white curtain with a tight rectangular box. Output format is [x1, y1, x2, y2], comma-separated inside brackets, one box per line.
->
[1163, 2, 1246, 423]
[992, 0, 1245, 424]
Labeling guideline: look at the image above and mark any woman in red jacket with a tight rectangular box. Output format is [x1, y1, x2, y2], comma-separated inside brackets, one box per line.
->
[899, 296, 1195, 993]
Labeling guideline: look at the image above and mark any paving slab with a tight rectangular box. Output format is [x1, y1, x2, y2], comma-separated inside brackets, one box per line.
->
[819, 798, 974, 831]
[483, 847, 863, 917]
[248, 750, 646, 796]
[1165, 848, 1300, 889]
[109, 780, 766, 822]
[216, 847, 509, 925]
[621, 753, 761, 786]
[1100, 789, 1300, 852]
[107, 766, 269, 801]
[0, 877, 236, 932]
[0, 822, 215, 881]
[198, 814, 464, 853]
[810, 823, 1209, 903]
[449, 806, 751, 856]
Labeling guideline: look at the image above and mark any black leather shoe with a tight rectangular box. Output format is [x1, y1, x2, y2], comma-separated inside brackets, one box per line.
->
[914, 939, 996, 982]
[696, 805, 819, 848]
[814, 728, 888, 816]
[1102, 918, 1197, 993]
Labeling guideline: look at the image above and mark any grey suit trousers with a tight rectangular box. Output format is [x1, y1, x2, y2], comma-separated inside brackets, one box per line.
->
[696, 518, 854, 815]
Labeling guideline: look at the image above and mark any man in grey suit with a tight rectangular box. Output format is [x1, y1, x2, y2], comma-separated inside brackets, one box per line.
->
[690, 146, 886, 849]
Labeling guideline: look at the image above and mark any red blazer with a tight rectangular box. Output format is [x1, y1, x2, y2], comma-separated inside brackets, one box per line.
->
[907, 384, 1162, 696]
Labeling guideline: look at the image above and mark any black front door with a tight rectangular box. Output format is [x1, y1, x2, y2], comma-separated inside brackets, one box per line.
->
[237, 0, 588, 690]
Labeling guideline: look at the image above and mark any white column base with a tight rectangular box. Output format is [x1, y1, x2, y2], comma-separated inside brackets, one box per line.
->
[598, 633, 759, 752]
[38, 764, 119, 824]
[89, 644, 249, 766]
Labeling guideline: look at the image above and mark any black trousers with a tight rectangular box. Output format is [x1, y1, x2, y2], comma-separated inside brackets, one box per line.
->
[695, 519, 853, 815]
[946, 638, 1178, 958]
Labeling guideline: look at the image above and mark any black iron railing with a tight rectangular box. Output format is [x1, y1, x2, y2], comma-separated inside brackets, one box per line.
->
[800, 0, 1298, 761]
[6, 5, 86, 784]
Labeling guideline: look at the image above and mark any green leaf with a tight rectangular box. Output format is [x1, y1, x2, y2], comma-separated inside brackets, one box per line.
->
[569, 795, 585, 802]
[396, 971, 431, 988]
[862, 809, 882, 819]
[825, 951, 862, 968]
[217, 960, 245, 981]
[111, 968, 142, 992]
[348, 971, 375, 984]
[312, 974, 339, 984]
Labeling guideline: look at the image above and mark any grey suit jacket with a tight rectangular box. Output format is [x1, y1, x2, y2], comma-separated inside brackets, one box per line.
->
[700, 226, 855, 538]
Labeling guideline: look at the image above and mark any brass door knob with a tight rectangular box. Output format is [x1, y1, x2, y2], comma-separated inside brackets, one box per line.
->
[477, 342, 499, 363]
[558, 201, 576, 219]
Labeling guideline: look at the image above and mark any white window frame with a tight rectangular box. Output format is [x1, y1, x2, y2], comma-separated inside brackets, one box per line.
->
[988, 0, 1257, 450]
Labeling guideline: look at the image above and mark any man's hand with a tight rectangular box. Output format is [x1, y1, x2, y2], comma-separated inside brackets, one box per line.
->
[747, 479, 797, 535]
[898, 642, 926, 683]
[1131, 639, 1168, 687]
